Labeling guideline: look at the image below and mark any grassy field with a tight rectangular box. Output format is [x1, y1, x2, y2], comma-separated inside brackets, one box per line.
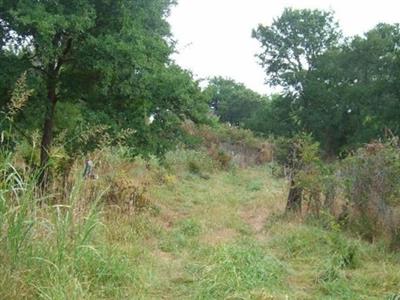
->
[1, 163, 400, 299]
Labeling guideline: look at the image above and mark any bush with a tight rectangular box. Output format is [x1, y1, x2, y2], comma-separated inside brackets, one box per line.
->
[106, 177, 150, 211]
[276, 133, 335, 214]
[272, 135, 400, 249]
[163, 149, 216, 176]
[79, 148, 161, 211]
[207, 145, 233, 170]
[183, 121, 262, 148]
[182, 121, 274, 168]
[340, 141, 400, 248]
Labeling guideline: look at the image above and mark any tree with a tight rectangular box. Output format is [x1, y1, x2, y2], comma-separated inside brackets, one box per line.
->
[252, 8, 341, 92]
[298, 23, 400, 154]
[244, 94, 299, 137]
[0, 0, 175, 184]
[205, 77, 266, 126]
[123, 64, 210, 156]
[253, 9, 400, 156]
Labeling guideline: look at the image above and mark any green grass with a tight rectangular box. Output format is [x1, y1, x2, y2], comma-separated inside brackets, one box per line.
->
[187, 240, 287, 299]
[1, 160, 399, 299]
[0, 160, 138, 299]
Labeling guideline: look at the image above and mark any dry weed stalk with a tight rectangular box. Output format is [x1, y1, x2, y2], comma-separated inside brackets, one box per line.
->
[6, 72, 33, 121]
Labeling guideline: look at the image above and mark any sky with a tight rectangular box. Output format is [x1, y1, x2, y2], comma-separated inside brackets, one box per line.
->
[168, 0, 400, 94]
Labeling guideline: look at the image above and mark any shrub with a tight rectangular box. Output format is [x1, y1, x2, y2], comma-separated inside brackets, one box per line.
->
[182, 121, 274, 168]
[184, 122, 262, 148]
[277, 133, 334, 214]
[163, 149, 216, 175]
[80, 149, 158, 211]
[106, 177, 150, 211]
[207, 145, 233, 170]
[340, 141, 400, 248]
[271, 134, 400, 248]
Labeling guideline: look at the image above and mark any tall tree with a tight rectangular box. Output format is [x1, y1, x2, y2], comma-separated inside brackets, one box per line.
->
[244, 94, 299, 137]
[253, 8, 341, 210]
[252, 8, 341, 92]
[299, 23, 400, 154]
[0, 0, 174, 183]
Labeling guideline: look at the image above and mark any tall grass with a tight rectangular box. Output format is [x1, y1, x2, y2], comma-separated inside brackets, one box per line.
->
[190, 241, 287, 299]
[0, 154, 136, 299]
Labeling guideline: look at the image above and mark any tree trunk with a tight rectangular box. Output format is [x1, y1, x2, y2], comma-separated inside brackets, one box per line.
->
[36, 35, 72, 188]
[39, 80, 57, 186]
[286, 178, 302, 212]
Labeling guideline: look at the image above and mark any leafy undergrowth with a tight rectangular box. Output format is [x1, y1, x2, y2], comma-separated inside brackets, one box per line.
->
[1, 163, 400, 299]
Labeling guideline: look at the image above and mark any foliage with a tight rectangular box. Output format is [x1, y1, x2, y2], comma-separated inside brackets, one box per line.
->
[0, 156, 137, 299]
[0, 72, 33, 151]
[204, 77, 267, 126]
[245, 93, 299, 137]
[0, 0, 211, 176]
[253, 9, 400, 156]
[275, 133, 331, 213]
[253, 8, 341, 90]
[340, 141, 400, 247]
[183, 121, 268, 150]
[182, 121, 274, 169]
[273, 134, 400, 248]
[297, 23, 400, 154]
[290, 135, 337, 215]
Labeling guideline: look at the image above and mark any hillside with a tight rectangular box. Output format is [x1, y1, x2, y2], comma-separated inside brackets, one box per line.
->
[2, 3, 400, 299]
[2, 155, 399, 299]
[106, 166, 400, 299]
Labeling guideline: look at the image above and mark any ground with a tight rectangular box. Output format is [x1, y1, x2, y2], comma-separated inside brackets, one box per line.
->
[102, 165, 400, 299]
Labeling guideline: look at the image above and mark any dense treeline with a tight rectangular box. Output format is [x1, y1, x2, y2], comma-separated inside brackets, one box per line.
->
[3, 4, 400, 170]
[209, 8, 400, 157]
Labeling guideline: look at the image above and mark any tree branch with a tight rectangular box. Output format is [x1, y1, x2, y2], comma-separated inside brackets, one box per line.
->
[55, 37, 73, 73]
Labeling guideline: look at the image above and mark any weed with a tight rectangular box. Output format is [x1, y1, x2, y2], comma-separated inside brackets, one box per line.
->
[247, 179, 264, 192]
[0, 157, 137, 299]
[190, 241, 287, 299]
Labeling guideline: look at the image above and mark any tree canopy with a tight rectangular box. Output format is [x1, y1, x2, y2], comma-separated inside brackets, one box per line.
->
[0, 0, 209, 180]
[252, 9, 400, 155]
[2, 3, 400, 173]
[205, 77, 267, 126]
[253, 8, 341, 92]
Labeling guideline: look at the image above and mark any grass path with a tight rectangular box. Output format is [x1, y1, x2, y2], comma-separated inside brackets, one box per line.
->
[104, 166, 400, 299]
[2, 162, 399, 299]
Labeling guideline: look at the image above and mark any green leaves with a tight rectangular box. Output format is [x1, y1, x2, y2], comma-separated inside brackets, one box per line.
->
[252, 9, 400, 156]
[1, 0, 209, 159]
[205, 77, 267, 126]
[253, 8, 341, 90]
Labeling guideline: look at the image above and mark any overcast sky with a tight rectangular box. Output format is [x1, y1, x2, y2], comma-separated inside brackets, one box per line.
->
[168, 0, 399, 94]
